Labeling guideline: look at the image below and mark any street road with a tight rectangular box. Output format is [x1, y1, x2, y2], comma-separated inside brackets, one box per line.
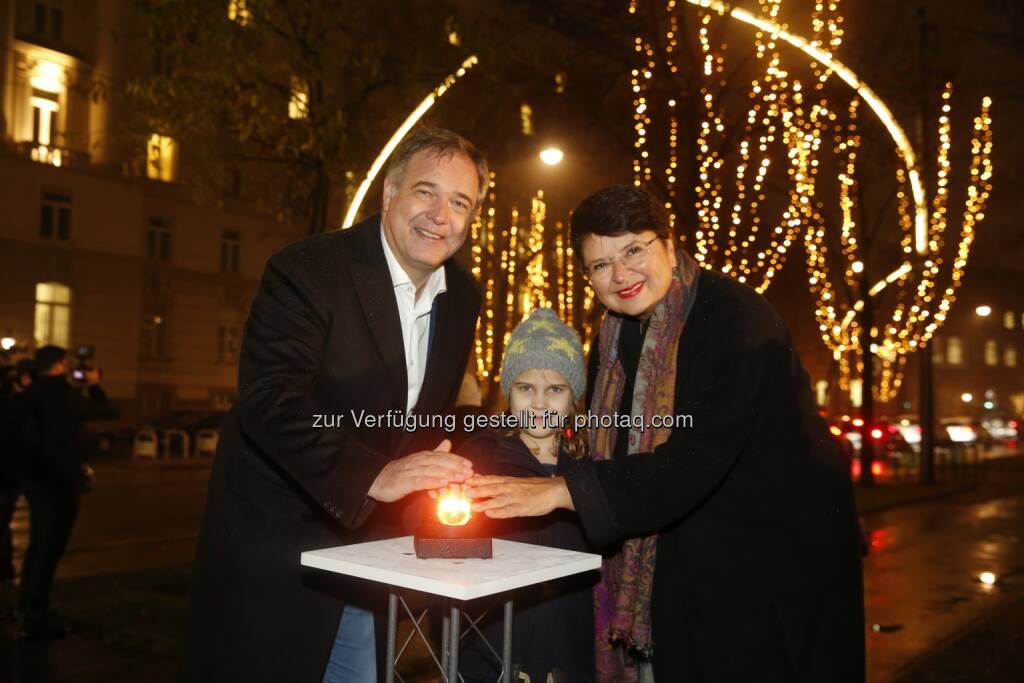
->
[6, 456, 1024, 682]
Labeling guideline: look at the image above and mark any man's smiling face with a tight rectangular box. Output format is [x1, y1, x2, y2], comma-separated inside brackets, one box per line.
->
[381, 148, 480, 288]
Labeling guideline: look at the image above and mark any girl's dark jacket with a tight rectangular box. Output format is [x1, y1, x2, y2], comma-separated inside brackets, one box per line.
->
[455, 431, 597, 683]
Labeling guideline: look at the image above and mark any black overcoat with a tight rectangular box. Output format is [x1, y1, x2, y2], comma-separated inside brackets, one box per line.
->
[178, 216, 480, 683]
[564, 270, 865, 683]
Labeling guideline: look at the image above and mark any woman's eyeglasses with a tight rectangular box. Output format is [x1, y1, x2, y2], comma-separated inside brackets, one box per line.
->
[584, 237, 659, 281]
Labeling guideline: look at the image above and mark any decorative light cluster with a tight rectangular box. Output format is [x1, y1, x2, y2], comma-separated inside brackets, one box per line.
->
[805, 79, 995, 399]
[468, 184, 593, 388]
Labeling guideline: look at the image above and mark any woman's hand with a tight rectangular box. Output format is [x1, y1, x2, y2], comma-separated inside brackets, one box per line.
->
[464, 475, 574, 518]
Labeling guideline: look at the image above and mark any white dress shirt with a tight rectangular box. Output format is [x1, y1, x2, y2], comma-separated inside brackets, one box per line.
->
[381, 228, 447, 412]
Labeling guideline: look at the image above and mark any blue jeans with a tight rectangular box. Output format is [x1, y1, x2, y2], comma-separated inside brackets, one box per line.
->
[322, 604, 377, 683]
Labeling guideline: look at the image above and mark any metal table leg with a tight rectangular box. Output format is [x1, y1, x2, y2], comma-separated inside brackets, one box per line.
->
[385, 590, 398, 683]
[502, 599, 513, 682]
[447, 604, 461, 682]
[441, 598, 451, 673]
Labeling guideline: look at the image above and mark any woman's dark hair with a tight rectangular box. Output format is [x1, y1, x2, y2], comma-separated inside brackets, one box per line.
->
[570, 186, 673, 257]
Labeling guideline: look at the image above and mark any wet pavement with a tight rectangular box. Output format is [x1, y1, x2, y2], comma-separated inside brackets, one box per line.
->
[1, 455, 1023, 681]
[863, 463, 1024, 682]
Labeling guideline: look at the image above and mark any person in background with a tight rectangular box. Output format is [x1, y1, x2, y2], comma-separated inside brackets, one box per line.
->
[15, 346, 117, 639]
[0, 359, 35, 586]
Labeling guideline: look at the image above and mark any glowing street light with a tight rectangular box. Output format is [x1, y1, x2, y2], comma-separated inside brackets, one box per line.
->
[961, 392, 973, 403]
[1, 337, 15, 351]
[975, 305, 992, 317]
[979, 571, 997, 586]
[539, 147, 564, 166]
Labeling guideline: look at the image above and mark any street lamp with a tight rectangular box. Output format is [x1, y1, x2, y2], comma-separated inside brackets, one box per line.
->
[0, 336, 15, 351]
[961, 392, 973, 403]
[539, 147, 564, 166]
[975, 305, 992, 317]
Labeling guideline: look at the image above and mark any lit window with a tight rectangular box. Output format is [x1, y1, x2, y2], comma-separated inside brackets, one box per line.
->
[28, 60, 64, 166]
[946, 337, 963, 365]
[40, 192, 71, 240]
[34, 281, 71, 348]
[1006, 346, 1018, 368]
[228, 0, 252, 25]
[146, 217, 172, 262]
[288, 77, 308, 120]
[221, 230, 240, 273]
[985, 340, 998, 366]
[815, 379, 828, 407]
[147, 134, 178, 182]
[1004, 311, 1016, 330]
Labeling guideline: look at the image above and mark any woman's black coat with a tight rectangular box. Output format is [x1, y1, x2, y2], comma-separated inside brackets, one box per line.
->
[563, 270, 865, 682]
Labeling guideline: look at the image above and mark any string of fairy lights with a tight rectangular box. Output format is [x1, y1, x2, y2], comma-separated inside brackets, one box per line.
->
[460, 0, 993, 408]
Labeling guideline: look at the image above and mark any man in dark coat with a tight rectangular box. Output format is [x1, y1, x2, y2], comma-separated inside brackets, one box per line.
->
[469, 186, 865, 682]
[178, 128, 487, 682]
[14, 346, 118, 639]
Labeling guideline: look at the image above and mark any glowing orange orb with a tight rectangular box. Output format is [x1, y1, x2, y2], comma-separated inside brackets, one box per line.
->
[436, 493, 472, 526]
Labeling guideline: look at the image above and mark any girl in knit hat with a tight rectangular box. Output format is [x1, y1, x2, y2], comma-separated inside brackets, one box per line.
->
[457, 307, 596, 682]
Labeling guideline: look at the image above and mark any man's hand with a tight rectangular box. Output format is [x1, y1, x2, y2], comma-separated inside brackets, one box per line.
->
[367, 439, 474, 503]
[464, 475, 574, 518]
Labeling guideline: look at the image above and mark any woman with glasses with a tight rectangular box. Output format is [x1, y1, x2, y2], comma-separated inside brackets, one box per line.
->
[467, 186, 865, 683]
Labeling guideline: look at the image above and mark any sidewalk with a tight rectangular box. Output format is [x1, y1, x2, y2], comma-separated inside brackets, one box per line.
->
[1, 452, 1020, 682]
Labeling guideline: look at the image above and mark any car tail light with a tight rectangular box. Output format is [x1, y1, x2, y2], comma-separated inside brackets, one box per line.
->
[871, 428, 884, 440]
[871, 461, 884, 477]
[830, 426, 843, 436]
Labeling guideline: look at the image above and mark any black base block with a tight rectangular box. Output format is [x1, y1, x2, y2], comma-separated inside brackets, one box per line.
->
[414, 517, 493, 559]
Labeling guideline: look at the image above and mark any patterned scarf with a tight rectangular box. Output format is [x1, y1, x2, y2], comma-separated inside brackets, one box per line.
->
[588, 248, 700, 682]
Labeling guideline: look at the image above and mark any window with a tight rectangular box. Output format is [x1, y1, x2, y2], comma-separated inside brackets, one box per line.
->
[29, 60, 64, 165]
[34, 281, 71, 348]
[146, 217, 172, 262]
[220, 230, 240, 273]
[228, 0, 252, 25]
[985, 340, 999, 366]
[40, 192, 71, 239]
[218, 325, 240, 363]
[946, 337, 963, 365]
[288, 77, 308, 120]
[147, 134, 178, 182]
[932, 337, 944, 365]
[1007, 346, 1018, 368]
[1004, 311, 1016, 330]
[33, 2, 63, 40]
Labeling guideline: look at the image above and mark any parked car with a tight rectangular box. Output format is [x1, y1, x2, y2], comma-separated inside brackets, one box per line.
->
[825, 414, 909, 480]
[939, 416, 993, 449]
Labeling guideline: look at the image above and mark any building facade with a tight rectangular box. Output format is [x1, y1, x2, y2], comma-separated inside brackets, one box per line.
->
[0, 0, 300, 422]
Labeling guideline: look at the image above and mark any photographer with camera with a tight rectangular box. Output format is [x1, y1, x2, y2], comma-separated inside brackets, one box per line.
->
[1, 359, 34, 584]
[9, 345, 117, 639]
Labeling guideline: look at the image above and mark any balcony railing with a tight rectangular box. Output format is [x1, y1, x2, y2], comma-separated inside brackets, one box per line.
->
[17, 141, 90, 168]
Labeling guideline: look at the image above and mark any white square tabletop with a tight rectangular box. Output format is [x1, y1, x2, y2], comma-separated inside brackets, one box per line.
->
[301, 536, 602, 601]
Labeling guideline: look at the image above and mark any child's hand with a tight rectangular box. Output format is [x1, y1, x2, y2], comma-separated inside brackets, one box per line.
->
[464, 475, 574, 518]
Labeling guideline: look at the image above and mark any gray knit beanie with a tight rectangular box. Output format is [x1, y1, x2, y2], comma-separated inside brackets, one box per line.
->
[500, 308, 585, 401]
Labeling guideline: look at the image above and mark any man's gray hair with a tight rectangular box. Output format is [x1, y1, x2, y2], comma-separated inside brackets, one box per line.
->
[382, 127, 489, 209]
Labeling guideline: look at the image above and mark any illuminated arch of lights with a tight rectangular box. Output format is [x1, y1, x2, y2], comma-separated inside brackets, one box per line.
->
[341, 55, 478, 229]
